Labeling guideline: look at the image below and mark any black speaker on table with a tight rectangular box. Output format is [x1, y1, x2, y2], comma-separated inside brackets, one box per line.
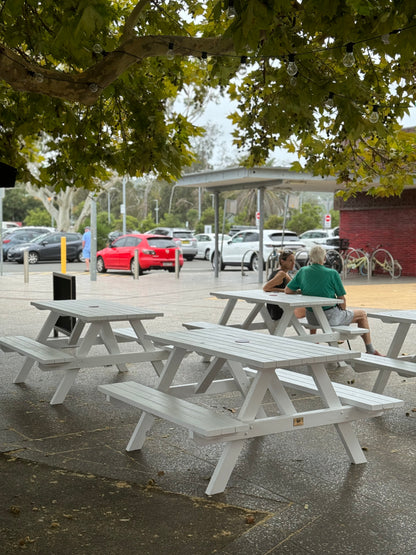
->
[0, 162, 17, 188]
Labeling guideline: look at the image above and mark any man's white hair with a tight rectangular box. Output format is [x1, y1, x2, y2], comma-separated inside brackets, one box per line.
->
[309, 245, 327, 264]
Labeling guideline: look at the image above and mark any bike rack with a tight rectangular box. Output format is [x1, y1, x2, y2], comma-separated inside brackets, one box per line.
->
[241, 249, 258, 276]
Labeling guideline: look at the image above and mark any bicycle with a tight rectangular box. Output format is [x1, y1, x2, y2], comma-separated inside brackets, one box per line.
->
[344, 245, 401, 279]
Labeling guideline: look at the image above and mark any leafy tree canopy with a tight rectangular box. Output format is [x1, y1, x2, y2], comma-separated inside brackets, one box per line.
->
[1, 0, 416, 196]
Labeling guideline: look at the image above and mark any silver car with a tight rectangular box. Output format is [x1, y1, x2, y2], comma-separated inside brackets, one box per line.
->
[145, 227, 198, 261]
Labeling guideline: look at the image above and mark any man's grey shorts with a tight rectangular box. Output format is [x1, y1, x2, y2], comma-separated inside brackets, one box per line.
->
[306, 306, 354, 326]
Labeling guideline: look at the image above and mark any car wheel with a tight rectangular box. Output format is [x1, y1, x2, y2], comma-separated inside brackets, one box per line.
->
[249, 253, 259, 271]
[185, 255, 195, 261]
[28, 251, 39, 264]
[77, 250, 85, 263]
[204, 248, 210, 260]
[211, 252, 225, 271]
[96, 256, 107, 273]
[130, 258, 143, 275]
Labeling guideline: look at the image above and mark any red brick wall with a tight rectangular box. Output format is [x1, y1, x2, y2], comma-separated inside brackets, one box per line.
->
[335, 190, 416, 276]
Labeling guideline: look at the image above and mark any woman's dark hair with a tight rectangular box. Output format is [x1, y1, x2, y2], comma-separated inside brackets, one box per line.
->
[279, 250, 293, 261]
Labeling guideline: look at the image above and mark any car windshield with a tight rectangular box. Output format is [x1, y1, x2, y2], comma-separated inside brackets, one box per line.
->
[28, 233, 50, 243]
[173, 232, 193, 238]
[147, 237, 176, 248]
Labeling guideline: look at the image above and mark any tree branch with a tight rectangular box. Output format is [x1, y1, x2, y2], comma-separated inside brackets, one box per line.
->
[121, 0, 151, 43]
[0, 35, 234, 105]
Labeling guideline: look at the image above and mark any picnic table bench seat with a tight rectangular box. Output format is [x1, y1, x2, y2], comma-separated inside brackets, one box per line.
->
[351, 353, 416, 378]
[98, 381, 250, 439]
[0, 335, 75, 367]
[271, 368, 403, 411]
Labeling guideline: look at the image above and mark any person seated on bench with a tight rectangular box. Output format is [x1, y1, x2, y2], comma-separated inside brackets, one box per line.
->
[263, 249, 316, 335]
[284, 245, 384, 356]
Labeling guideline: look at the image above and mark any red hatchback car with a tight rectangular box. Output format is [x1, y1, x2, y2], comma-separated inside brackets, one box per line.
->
[96, 233, 183, 274]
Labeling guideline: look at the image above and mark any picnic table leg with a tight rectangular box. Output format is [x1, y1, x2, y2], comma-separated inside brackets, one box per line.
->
[206, 370, 272, 495]
[50, 368, 80, 405]
[129, 319, 165, 376]
[372, 322, 411, 393]
[310, 362, 367, 464]
[14, 312, 58, 383]
[97, 321, 129, 372]
[126, 347, 187, 451]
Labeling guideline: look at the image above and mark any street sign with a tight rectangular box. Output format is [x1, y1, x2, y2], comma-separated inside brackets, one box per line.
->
[324, 213, 331, 228]
[256, 211, 260, 227]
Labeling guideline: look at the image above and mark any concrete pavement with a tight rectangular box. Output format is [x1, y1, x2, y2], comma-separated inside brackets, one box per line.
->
[0, 265, 415, 554]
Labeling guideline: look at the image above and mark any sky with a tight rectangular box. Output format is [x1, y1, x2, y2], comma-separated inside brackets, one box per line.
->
[193, 96, 416, 169]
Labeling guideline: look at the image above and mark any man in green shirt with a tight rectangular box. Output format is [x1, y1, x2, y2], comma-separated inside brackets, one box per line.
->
[285, 245, 383, 356]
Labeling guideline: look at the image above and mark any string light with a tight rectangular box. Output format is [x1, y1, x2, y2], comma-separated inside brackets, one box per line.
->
[34, 72, 44, 83]
[326, 92, 335, 108]
[290, 72, 298, 87]
[92, 44, 103, 54]
[343, 43, 355, 67]
[286, 53, 298, 76]
[238, 56, 248, 77]
[227, 0, 237, 19]
[201, 51, 208, 67]
[381, 34, 390, 45]
[167, 42, 175, 60]
[369, 104, 379, 123]
[89, 83, 99, 93]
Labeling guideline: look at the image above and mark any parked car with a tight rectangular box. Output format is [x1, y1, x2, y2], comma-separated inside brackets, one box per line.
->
[7, 232, 83, 264]
[2, 227, 54, 260]
[194, 233, 232, 260]
[96, 233, 183, 274]
[211, 229, 306, 271]
[298, 228, 339, 247]
[145, 227, 198, 261]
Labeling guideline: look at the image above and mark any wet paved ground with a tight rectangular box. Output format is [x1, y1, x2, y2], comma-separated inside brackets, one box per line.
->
[1, 264, 415, 554]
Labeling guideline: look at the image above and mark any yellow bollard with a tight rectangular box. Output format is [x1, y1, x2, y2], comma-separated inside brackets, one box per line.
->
[60, 236, 67, 274]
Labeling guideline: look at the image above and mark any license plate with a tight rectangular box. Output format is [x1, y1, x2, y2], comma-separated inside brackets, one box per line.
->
[181, 240, 190, 245]
[162, 262, 173, 266]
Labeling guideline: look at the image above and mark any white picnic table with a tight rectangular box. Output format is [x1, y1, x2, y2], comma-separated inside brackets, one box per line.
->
[209, 289, 346, 343]
[0, 299, 167, 404]
[98, 325, 403, 495]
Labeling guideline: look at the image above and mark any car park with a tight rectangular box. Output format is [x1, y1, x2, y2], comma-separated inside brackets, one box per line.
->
[96, 233, 183, 274]
[7, 232, 83, 264]
[194, 233, 232, 260]
[211, 229, 306, 271]
[2, 227, 54, 260]
[145, 227, 198, 261]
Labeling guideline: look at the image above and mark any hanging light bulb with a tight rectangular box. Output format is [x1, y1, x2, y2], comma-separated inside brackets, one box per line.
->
[167, 42, 175, 60]
[89, 83, 99, 93]
[34, 72, 44, 83]
[369, 105, 379, 123]
[286, 53, 298, 77]
[238, 56, 248, 77]
[201, 51, 208, 67]
[227, 0, 237, 18]
[343, 43, 355, 67]
[326, 92, 335, 108]
[290, 72, 298, 87]
[381, 34, 390, 45]
[92, 43, 103, 54]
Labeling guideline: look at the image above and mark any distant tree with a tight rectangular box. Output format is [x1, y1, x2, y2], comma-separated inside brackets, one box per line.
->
[287, 203, 324, 235]
[24, 208, 53, 227]
[2, 188, 43, 223]
[265, 215, 284, 229]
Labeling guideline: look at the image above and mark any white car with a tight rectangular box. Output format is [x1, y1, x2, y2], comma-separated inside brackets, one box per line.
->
[194, 233, 231, 260]
[211, 229, 306, 271]
[298, 227, 339, 247]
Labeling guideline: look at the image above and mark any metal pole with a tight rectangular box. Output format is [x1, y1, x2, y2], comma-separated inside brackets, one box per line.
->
[258, 187, 264, 284]
[0, 189, 4, 276]
[122, 175, 127, 235]
[90, 195, 97, 281]
[154, 199, 159, 224]
[107, 191, 111, 224]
